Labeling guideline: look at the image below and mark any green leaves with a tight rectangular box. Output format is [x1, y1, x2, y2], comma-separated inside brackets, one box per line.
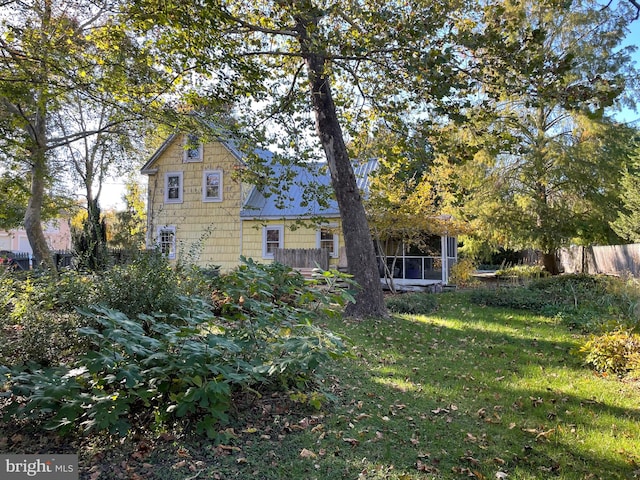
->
[1, 259, 351, 439]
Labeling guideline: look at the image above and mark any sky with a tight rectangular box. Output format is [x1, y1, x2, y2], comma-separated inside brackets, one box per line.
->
[618, 17, 640, 124]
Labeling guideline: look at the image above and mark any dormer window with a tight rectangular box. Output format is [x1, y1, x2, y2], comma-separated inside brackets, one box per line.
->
[183, 134, 203, 162]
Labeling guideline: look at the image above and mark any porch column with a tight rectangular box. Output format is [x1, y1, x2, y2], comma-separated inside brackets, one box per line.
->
[441, 235, 448, 285]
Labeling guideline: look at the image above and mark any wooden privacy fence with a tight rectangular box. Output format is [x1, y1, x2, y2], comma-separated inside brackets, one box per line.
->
[559, 244, 640, 277]
[274, 248, 330, 270]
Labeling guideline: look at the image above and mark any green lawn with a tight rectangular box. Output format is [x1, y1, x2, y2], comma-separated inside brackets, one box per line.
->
[3, 291, 639, 479]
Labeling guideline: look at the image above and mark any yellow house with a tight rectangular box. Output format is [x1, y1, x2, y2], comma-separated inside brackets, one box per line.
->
[141, 133, 457, 287]
[140, 134, 346, 272]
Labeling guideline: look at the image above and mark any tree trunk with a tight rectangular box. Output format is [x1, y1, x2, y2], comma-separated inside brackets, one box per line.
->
[296, 16, 386, 318]
[25, 147, 55, 270]
[541, 251, 560, 275]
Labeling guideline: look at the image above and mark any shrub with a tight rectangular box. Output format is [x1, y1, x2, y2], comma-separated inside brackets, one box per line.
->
[0, 311, 85, 367]
[385, 292, 438, 315]
[495, 264, 548, 280]
[469, 287, 550, 312]
[96, 251, 186, 318]
[449, 258, 478, 287]
[579, 330, 640, 375]
[0, 271, 95, 366]
[1, 259, 353, 439]
[470, 275, 640, 333]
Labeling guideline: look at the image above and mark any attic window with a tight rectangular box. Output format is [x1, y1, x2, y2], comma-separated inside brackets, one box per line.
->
[183, 134, 203, 162]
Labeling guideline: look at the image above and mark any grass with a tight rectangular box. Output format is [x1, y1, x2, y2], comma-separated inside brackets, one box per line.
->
[3, 291, 640, 479]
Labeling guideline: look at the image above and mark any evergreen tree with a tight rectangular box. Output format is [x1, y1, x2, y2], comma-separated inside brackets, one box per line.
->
[612, 153, 640, 243]
[441, 0, 639, 273]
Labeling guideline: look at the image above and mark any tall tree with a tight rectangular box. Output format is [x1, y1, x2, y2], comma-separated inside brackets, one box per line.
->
[109, 178, 147, 250]
[612, 150, 640, 242]
[445, 0, 639, 273]
[55, 93, 145, 267]
[130, 0, 474, 317]
[0, 0, 173, 268]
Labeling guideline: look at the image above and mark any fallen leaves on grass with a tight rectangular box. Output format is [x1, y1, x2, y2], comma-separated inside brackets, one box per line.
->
[416, 459, 439, 474]
[299, 448, 317, 459]
[522, 427, 556, 441]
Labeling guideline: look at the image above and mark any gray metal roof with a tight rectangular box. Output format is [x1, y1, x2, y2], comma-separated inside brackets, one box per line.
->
[240, 158, 378, 219]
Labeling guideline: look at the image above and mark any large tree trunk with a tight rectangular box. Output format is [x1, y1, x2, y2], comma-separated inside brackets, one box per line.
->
[298, 25, 386, 317]
[541, 251, 560, 275]
[25, 147, 55, 270]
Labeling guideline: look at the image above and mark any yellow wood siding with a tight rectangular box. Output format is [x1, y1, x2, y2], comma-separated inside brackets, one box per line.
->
[146, 135, 343, 271]
[147, 137, 243, 271]
[241, 219, 343, 268]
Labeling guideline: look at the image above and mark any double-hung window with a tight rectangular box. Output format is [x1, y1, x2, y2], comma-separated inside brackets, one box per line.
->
[202, 170, 223, 202]
[157, 226, 176, 259]
[183, 134, 203, 162]
[262, 225, 284, 259]
[164, 171, 183, 204]
[317, 226, 339, 258]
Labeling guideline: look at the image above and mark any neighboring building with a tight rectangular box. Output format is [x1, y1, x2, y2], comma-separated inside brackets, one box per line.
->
[141, 133, 457, 287]
[0, 219, 72, 254]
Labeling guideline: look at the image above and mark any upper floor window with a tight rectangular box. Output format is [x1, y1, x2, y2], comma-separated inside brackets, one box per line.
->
[164, 171, 183, 204]
[262, 225, 284, 259]
[202, 170, 223, 202]
[317, 226, 339, 258]
[183, 134, 203, 162]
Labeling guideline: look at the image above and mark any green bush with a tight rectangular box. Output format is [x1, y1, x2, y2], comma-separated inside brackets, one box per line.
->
[96, 251, 186, 318]
[495, 264, 548, 280]
[579, 330, 640, 375]
[1, 259, 353, 439]
[0, 271, 95, 366]
[468, 287, 549, 312]
[385, 292, 438, 315]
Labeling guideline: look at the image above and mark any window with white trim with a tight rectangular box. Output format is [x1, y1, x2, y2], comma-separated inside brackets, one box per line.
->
[164, 171, 183, 204]
[317, 226, 339, 258]
[157, 226, 176, 259]
[202, 170, 223, 202]
[262, 225, 284, 259]
[183, 134, 203, 162]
